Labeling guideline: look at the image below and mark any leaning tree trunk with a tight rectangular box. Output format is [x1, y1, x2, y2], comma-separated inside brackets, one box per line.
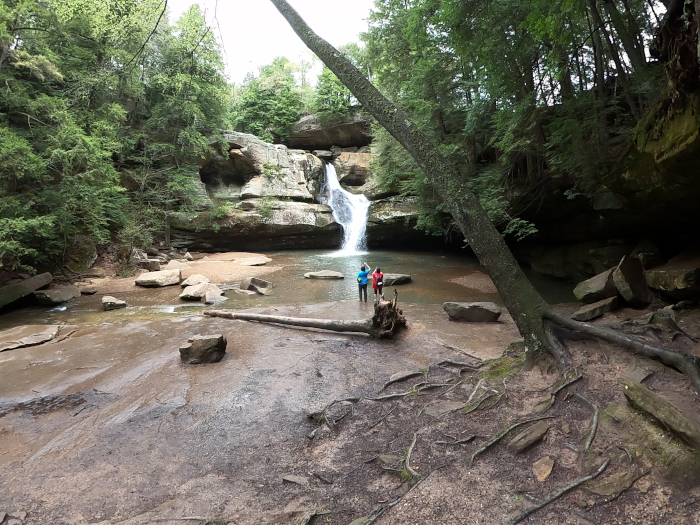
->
[267, 0, 700, 392]
[268, 0, 555, 367]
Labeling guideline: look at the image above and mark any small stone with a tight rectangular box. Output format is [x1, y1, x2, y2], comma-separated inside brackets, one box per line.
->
[7, 519, 22, 525]
[184, 252, 194, 261]
[533, 456, 554, 482]
[79, 286, 97, 295]
[635, 475, 653, 493]
[587, 500, 595, 507]
[14, 512, 27, 521]
[179, 334, 226, 364]
[589, 470, 639, 496]
[102, 296, 127, 311]
[571, 296, 618, 322]
[562, 423, 570, 435]
[575, 499, 588, 509]
[240, 277, 274, 294]
[282, 474, 309, 485]
[204, 285, 226, 305]
[443, 302, 502, 322]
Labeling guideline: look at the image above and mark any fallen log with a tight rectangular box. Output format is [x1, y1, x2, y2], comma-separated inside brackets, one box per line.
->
[204, 290, 406, 339]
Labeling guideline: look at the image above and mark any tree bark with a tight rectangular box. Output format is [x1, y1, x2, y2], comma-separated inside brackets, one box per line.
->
[268, 0, 552, 363]
[600, 0, 646, 71]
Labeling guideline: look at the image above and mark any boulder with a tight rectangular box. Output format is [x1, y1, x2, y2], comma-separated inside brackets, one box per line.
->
[613, 256, 652, 306]
[0, 272, 52, 309]
[204, 285, 227, 305]
[645, 248, 700, 299]
[631, 240, 664, 269]
[287, 110, 373, 150]
[181, 274, 210, 287]
[573, 269, 618, 304]
[312, 150, 333, 159]
[443, 302, 502, 322]
[330, 145, 342, 157]
[78, 285, 97, 295]
[184, 252, 194, 261]
[135, 269, 181, 287]
[34, 285, 81, 306]
[304, 271, 344, 280]
[240, 277, 274, 294]
[333, 152, 372, 186]
[571, 296, 619, 322]
[383, 274, 412, 286]
[179, 334, 227, 364]
[102, 296, 127, 311]
[166, 260, 191, 270]
[179, 283, 210, 300]
[137, 259, 161, 271]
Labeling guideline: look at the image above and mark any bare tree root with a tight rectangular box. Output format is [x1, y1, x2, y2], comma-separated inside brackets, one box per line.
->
[537, 369, 583, 413]
[543, 320, 575, 369]
[469, 416, 555, 467]
[544, 310, 700, 394]
[506, 459, 610, 525]
[434, 434, 477, 446]
[405, 432, 420, 479]
[574, 393, 600, 452]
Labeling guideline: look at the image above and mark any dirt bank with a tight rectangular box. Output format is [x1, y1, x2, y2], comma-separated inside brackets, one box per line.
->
[1, 300, 700, 525]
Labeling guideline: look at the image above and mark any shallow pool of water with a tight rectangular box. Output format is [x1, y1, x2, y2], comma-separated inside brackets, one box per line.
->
[0, 249, 575, 328]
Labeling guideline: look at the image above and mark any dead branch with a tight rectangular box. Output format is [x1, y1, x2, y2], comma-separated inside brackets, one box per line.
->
[470, 416, 555, 467]
[505, 459, 610, 525]
[574, 393, 600, 452]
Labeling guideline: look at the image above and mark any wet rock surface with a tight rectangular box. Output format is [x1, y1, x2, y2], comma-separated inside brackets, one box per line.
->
[443, 301, 502, 322]
[0, 325, 63, 352]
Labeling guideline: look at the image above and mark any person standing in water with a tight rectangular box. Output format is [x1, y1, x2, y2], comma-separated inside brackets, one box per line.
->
[357, 264, 371, 302]
[372, 266, 384, 303]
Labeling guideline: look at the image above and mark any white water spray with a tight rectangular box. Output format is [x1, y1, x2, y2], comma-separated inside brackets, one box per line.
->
[318, 162, 370, 255]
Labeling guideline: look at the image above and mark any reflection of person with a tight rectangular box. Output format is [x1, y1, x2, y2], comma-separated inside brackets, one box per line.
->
[357, 264, 371, 302]
[372, 266, 384, 303]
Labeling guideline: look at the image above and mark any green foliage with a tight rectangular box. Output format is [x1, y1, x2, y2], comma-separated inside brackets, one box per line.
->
[363, 0, 666, 242]
[258, 199, 274, 220]
[233, 57, 303, 142]
[0, 0, 230, 273]
[314, 67, 353, 115]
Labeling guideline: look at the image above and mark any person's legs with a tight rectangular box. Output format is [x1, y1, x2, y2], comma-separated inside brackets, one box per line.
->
[362, 284, 368, 302]
[359, 284, 363, 301]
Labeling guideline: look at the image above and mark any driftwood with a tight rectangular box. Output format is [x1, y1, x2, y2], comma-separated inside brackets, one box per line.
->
[506, 420, 551, 454]
[204, 289, 406, 339]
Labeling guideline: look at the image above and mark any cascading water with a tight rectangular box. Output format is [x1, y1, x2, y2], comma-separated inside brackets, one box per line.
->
[318, 162, 371, 255]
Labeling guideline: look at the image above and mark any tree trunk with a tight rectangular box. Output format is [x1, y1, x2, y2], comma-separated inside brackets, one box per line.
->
[266, 0, 700, 391]
[268, 0, 553, 363]
[600, 0, 646, 71]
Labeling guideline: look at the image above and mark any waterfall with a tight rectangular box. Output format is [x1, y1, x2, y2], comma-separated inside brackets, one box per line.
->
[318, 162, 370, 255]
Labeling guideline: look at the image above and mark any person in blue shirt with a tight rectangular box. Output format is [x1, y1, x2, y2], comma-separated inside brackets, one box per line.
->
[357, 263, 371, 302]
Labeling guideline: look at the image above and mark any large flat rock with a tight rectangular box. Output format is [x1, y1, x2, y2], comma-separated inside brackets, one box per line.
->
[382, 274, 411, 286]
[135, 269, 181, 287]
[0, 273, 52, 309]
[286, 110, 372, 150]
[34, 285, 80, 306]
[571, 296, 619, 322]
[645, 249, 700, 299]
[0, 325, 67, 352]
[304, 271, 344, 280]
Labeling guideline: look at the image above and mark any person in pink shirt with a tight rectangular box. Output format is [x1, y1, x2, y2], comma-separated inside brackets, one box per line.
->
[371, 265, 384, 303]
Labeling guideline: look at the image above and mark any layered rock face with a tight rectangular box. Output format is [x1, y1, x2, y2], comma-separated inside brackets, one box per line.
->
[172, 126, 425, 252]
[286, 110, 372, 150]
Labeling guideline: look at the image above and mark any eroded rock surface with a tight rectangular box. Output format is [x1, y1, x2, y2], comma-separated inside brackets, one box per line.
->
[0, 273, 52, 309]
[34, 285, 80, 306]
[135, 269, 181, 288]
[574, 269, 618, 304]
[102, 296, 127, 311]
